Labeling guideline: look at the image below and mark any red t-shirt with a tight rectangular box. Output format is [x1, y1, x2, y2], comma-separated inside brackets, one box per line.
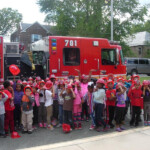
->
[128, 87, 143, 108]
[106, 89, 116, 106]
[4, 90, 15, 111]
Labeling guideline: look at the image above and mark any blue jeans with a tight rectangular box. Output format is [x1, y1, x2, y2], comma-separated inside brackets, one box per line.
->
[90, 112, 96, 126]
[0, 114, 5, 134]
[95, 103, 106, 127]
[59, 105, 63, 124]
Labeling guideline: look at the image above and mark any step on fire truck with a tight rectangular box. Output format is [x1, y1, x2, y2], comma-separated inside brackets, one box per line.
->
[31, 36, 126, 79]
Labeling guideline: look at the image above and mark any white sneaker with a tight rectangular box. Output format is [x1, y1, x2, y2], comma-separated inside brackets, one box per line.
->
[56, 124, 62, 128]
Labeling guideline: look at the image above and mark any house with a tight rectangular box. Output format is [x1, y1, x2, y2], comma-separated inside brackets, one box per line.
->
[125, 31, 150, 58]
[11, 22, 53, 50]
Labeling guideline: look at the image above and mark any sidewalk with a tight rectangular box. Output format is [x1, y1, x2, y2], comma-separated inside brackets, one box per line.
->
[19, 127, 150, 150]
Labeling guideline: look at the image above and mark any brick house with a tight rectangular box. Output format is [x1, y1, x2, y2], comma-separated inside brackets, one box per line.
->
[11, 22, 53, 50]
[125, 31, 150, 58]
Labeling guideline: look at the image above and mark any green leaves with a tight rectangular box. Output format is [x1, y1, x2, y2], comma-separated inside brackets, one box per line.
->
[0, 8, 22, 35]
[38, 0, 148, 56]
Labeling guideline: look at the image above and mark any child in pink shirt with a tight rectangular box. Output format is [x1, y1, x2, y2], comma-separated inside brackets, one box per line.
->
[73, 82, 83, 129]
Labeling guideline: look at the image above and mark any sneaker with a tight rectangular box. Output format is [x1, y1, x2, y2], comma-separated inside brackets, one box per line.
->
[86, 117, 89, 122]
[144, 121, 148, 126]
[74, 123, 78, 130]
[39, 123, 43, 128]
[43, 123, 47, 128]
[56, 124, 62, 128]
[0, 134, 7, 138]
[47, 125, 54, 130]
[28, 131, 32, 134]
[116, 128, 122, 132]
[89, 125, 95, 130]
[78, 123, 82, 130]
[96, 127, 101, 132]
[22, 130, 28, 134]
[32, 126, 37, 130]
[120, 127, 126, 130]
[102, 126, 109, 132]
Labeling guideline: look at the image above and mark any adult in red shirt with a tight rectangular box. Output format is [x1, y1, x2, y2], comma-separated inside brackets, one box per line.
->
[3, 81, 15, 135]
[106, 80, 116, 128]
[128, 80, 143, 127]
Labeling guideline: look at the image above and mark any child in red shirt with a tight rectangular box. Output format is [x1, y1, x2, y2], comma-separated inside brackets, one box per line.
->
[128, 80, 143, 127]
[106, 80, 116, 128]
[3, 81, 15, 135]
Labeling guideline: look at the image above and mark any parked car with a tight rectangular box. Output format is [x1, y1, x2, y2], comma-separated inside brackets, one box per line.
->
[125, 57, 150, 75]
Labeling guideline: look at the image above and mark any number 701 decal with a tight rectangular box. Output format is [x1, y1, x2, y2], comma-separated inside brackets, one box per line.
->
[65, 40, 77, 47]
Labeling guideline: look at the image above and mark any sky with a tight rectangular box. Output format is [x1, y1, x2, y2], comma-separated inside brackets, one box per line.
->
[0, 0, 149, 25]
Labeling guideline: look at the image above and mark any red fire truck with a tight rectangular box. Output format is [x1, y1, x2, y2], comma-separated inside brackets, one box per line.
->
[31, 36, 126, 79]
[0, 36, 4, 78]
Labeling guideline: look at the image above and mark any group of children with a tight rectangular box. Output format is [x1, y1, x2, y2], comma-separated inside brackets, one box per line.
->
[0, 70, 149, 138]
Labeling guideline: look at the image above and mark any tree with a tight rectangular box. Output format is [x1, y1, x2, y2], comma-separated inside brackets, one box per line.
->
[0, 8, 22, 35]
[38, 0, 148, 56]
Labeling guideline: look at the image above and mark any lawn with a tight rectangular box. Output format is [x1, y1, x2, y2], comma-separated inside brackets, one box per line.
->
[127, 76, 150, 83]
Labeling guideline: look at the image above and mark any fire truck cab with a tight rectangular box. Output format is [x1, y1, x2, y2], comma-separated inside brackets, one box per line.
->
[31, 36, 126, 78]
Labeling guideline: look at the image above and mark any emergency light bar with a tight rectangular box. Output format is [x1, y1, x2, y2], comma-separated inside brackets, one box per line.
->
[51, 39, 57, 54]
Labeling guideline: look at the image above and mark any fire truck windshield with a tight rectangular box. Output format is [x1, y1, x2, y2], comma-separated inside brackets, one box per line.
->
[102, 49, 116, 65]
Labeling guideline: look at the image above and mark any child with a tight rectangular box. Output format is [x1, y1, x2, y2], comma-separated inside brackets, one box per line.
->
[115, 83, 126, 132]
[57, 81, 65, 127]
[75, 69, 96, 121]
[32, 83, 40, 127]
[38, 80, 47, 128]
[128, 80, 143, 127]
[61, 84, 76, 130]
[93, 79, 107, 132]
[13, 82, 24, 130]
[21, 86, 35, 134]
[106, 80, 116, 128]
[142, 80, 150, 126]
[0, 92, 8, 138]
[45, 81, 55, 130]
[84, 82, 96, 130]
[50, 74, 59, 125]
[3, 81, 15, 135]
[73, 81, 83, 129]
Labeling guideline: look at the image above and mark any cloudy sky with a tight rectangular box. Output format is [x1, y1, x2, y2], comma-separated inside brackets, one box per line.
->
[0, 0, 149, 25]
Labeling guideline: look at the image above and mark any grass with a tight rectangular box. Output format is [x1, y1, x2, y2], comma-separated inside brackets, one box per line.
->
[127, 76, 150, 83]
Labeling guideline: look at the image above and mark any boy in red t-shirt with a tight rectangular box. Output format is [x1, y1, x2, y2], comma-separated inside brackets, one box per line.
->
[3, 81, 15, 135]
[106, 80, 116, 128]
[128, 80, 143, 127]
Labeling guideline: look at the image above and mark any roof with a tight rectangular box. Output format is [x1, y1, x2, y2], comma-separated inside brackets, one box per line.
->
[125, 31, 150, 47]
[20, 22, 52, 33]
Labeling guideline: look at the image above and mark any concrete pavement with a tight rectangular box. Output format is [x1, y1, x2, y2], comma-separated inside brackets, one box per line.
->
[18, 127, 150, 150]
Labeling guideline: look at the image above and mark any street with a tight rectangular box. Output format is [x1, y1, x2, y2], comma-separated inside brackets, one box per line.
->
[0, 115, 149, 150]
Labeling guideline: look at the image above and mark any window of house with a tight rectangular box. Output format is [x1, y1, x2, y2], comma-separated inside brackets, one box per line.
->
[102, 49, 116, 65]
[31, 34, 42, 43]
[63, 48, 80, 66]
[127, 59, 138, 64]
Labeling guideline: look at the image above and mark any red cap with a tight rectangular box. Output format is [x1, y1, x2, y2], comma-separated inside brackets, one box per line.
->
[0, 85, 4, 90]
[45, 77, 50, 82]
[36, 76, 41, 81]
[58, 80, 65, 85]
[9, 80, 14, 86]
[116, 83, 124, 89]
[75, 81, 81, 86]
[28, 77, 33, 81]
[66, 84, 72, 89]
[102, 77, 108, 81]
[45, 81, 53, 89]
[134, 80, 140, 85]
[39, 80, 45, 86]
[11, 131, 21, 139]
[107, 73, 114, 79]
[32, 82, 38, 88]
[24, 85, 33, 93]
[50, 74, 56, 79]
[22, 80, 27, 85]
[132, 75, 140, 79]
[143, 80, 149, 86]
[62, 123, 71, 133]
[81, 74, 88, 80]
[17, 80, 22, 84]
[97, 79, 105, 84]
[117, 78, 123, 82]
[107, 79, 114, 85]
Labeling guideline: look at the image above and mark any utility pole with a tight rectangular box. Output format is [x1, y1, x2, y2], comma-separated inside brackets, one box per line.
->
[111, 0, 113, 41]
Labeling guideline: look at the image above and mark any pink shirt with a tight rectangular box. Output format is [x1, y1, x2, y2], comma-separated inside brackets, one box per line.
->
[32, 93, 40, 107]
[74, 88, 82, 105]
[81, 83, 88, 97]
